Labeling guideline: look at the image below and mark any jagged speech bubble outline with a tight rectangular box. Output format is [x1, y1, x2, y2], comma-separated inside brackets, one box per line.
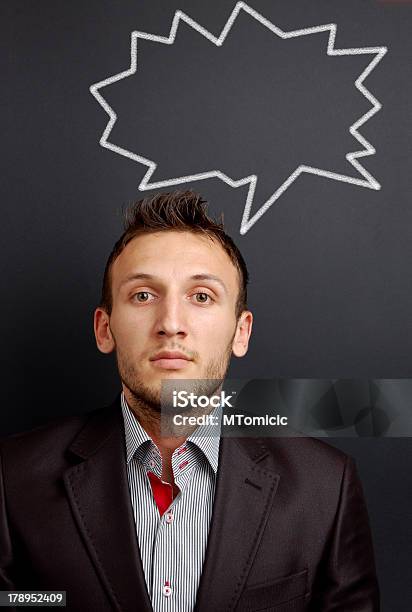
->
[90, 1, 387, 235]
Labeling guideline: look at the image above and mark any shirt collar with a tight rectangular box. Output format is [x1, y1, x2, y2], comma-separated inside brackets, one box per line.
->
[120, 391, 221, 474]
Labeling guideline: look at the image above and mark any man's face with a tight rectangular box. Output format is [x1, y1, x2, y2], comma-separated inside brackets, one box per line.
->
[94, 230, 253, 411]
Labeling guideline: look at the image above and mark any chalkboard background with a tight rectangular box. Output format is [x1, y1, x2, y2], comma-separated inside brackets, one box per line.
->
[4, 0, 412, 608]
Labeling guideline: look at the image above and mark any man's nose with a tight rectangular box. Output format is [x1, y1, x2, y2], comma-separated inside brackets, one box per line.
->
[155, 294, 188, 337]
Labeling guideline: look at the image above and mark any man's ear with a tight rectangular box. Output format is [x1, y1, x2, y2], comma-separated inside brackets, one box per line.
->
[232, 310, 253, 358]
[94, 307, 115, 354]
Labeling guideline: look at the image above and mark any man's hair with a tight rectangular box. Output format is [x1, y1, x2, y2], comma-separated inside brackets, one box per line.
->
[100, 190, 249, 319]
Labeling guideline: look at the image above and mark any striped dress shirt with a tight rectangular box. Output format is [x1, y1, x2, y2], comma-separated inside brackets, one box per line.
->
[120, 392, 222, 612]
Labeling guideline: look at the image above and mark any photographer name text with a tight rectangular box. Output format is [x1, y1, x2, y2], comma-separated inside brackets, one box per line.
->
[172, 413, 288, 427]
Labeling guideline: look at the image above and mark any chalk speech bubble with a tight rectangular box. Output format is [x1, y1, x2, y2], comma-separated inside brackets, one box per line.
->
[90, 1, 387, 235]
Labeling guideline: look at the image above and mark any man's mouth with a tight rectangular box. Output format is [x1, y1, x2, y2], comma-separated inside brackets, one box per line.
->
[150, 350, 193, 370]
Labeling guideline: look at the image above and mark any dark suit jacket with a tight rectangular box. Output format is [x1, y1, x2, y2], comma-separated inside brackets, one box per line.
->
[0, 395, 379, 611]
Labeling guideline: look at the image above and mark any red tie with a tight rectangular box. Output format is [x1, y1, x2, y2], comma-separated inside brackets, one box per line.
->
[147, 471, 174, 517]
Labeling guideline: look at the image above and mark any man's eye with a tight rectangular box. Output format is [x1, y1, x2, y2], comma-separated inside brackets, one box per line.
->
[132, 291, 153, 302]
[194, 292, 213, 304]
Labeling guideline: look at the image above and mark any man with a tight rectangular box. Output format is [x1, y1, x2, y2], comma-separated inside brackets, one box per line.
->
[0, 191, 379, 611]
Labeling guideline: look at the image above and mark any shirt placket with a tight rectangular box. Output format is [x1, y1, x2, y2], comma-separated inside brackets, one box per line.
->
[150, 442, 197, 611]
[151, 500, 178, 611]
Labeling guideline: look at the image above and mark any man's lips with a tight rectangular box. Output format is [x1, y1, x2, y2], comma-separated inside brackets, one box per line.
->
[151, 351, 190, 360]
[150, 351, 192, 370]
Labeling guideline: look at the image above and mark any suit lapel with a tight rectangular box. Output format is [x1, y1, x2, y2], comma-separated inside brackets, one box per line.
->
[194, 435, 280, 612]
[63, 397, 153, 612]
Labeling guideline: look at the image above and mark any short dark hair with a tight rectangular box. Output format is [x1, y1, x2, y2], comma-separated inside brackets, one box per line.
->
[100, 190, 249, 319]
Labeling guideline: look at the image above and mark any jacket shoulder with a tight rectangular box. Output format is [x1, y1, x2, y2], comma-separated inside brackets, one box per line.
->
[260, 435, 350, 486]
[266, 433, 348, 462]
[0, 398, 120, 468]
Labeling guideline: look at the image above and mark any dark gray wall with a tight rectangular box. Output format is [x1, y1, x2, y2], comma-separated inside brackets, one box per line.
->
[4, 0, 412, 608]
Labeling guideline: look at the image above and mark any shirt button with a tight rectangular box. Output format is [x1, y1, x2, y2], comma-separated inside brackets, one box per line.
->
[163, 582, 172, 597]
[165, 512, 174, 524]
[178, 460, 189, 470]
[149, 460, 155, 468]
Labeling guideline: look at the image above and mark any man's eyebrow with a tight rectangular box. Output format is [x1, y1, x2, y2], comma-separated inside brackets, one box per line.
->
[190, 274, 227, 294]
[120, 273, 156, 288]
[119, 272, 227, 293]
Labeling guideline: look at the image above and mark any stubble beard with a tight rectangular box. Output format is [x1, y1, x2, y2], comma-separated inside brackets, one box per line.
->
[114, 330, 236, 420]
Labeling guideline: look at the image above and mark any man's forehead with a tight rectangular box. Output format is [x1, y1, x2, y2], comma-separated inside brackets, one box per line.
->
[112, 231, 239, 287]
